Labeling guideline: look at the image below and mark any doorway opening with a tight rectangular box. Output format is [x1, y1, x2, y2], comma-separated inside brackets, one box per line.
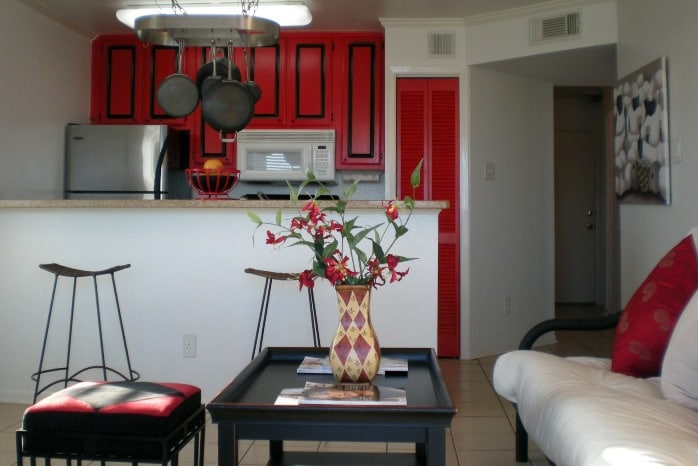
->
[553, 86, 620, 314]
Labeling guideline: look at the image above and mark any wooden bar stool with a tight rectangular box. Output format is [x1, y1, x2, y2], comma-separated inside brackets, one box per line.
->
[245, 268, 321, 359]
[33, 263, 140, 402]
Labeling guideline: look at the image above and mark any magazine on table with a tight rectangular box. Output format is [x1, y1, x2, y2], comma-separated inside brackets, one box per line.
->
[297, 356, 408, 375]
[275, 382, 407, 406]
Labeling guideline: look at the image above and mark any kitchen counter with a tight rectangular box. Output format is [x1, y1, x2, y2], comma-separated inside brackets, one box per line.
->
[0, 198, 445, 404]
[0, 199, 448, 209]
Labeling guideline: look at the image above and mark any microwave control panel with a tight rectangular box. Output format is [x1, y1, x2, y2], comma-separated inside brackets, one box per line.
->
[312, 142, 335, 180]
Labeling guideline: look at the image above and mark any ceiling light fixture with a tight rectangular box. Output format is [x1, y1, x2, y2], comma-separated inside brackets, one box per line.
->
[116, 2, 312, 29]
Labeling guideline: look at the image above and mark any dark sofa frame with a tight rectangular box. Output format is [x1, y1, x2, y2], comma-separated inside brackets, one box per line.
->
[513, 312, 622, 463]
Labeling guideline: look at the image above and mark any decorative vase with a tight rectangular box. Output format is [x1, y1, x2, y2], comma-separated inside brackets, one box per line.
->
[329, 284, 381, 384]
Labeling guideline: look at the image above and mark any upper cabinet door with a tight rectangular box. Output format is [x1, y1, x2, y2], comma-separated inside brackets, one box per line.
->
[245, 35, 332, 129]
[91, 35, 145, 123]
[285, 36, 333, 127]
[334, 34, 384, 170]
[238, 45, 284, 127]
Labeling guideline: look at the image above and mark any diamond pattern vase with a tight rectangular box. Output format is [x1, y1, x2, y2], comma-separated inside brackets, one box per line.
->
[329, 284, 381, 384]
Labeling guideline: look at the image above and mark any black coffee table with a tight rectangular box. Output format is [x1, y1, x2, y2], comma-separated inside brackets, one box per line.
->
[207, 347, 456, 466]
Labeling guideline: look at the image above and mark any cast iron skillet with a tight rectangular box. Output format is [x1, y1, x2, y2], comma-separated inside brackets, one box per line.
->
[201, 43, 255, 142]
[156, 41, 198, 117]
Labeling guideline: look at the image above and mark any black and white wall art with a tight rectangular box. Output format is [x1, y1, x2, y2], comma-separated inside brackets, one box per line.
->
[614, 57, 670, 205]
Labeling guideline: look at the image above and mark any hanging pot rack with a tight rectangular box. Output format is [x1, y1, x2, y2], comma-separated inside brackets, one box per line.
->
[134, 14, 280, 47]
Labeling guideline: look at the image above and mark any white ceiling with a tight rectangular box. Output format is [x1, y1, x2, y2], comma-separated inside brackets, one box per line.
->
[20, 0, 617, 86]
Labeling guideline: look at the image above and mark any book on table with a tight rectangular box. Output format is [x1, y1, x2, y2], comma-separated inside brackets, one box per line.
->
[296, 356, 408, 375]
[275, 382, 407, 406]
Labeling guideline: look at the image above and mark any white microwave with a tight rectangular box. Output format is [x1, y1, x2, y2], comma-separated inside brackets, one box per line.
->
[237, 129, 335, 182]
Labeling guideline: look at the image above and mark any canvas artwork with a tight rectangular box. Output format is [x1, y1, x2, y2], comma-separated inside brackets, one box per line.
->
[614, 57, 670, 204]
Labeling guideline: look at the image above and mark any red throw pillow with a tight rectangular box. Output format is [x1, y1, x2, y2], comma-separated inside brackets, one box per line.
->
[611, 235, 698, 377]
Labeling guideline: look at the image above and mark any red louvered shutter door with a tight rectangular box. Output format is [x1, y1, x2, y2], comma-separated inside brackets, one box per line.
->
[397, 78, 460, 357]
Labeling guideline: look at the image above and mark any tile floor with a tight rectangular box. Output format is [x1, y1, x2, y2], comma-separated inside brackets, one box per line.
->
[2, 305, 614, 466]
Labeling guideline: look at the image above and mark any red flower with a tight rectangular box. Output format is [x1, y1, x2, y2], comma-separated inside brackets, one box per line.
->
[298, 270, 316, 289]
[290, 217, 307, 232]
[302, 200, 325, 225]
[324, 254, 357, 285]
[385, 201, 399, 221]
[265, 230, 285, 245]
[328, 220, 343, 233]
[386, 254, 409, 283]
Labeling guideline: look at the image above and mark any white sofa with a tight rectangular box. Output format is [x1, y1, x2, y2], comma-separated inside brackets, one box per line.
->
[494, 230, 698, 465]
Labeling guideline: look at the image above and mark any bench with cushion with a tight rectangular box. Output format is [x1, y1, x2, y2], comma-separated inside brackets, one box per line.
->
[16, 380, 205, 466]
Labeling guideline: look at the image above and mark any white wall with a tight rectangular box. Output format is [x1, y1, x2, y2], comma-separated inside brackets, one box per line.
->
[616, 0, 698, 302]
[382, 3, 608, 358]
[465, 0, 617, 66]
[466, 68, 555, 358]
[0, 1, 91, 199]
[0, 206, 440, 403]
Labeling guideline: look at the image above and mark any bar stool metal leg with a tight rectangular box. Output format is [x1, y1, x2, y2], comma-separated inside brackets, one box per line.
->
[32, 263, 140, 402]
[246, 268, 322, 360]
[307, 288, 320, 347]
[110, 270, 136, 383]
[252, 277, 274, 360]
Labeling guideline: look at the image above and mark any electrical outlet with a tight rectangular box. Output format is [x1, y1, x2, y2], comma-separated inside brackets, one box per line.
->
[183, 334, 197, 358]
[504, 296, 512, 315]
[484, 162, 496, 181]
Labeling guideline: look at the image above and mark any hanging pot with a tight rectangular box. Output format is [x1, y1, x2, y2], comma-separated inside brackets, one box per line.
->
[197, 44, 223, 99]
[196, 57, 241, 98]
[201, 44, 255, 142]
[245, 81, 262, 103]
[156, 41, 198, 118]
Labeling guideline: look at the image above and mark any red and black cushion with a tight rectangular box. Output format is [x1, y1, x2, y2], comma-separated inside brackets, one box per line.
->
[20, 381, 202, 460]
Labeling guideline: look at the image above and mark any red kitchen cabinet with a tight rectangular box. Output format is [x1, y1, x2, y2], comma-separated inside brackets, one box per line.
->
[91, 34, 195, 127]
[244, 35, 332, 129]
[91, 35, 144, 123]
[235, 45, 283, 125]
[334, 34, 384, 170]
[397, 77, 460, 357]
[90, 32, 385, 171]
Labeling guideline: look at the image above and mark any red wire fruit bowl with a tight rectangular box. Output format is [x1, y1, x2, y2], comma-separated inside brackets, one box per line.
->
[185, 168, 240, 199]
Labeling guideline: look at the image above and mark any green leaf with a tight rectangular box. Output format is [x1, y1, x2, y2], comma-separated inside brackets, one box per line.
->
[275, 208, 282, 225]
[354, 247, 368, 265]
[343, 180, 359, 199]
[286, 181, 299, 203]
[343, 217, 358, 232]
[372, 240, 386, 261]
[322, 239, 338, 258]
[403, 195, 415, 210]
[350, 224, 379, 246]
[411, 158, 424, 189]
[394, 224, 409, 238]
[246, 210, 263, 225]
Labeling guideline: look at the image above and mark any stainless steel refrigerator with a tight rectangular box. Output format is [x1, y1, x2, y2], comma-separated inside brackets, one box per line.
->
[65, 124, 173, 199]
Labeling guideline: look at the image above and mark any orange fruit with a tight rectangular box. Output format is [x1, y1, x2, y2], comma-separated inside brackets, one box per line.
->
[203, 159, 225, 171]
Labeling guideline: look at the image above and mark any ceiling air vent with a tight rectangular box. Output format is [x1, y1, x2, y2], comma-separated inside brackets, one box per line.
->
[530, 12, 581, 43]
[428, 31, 456, 58]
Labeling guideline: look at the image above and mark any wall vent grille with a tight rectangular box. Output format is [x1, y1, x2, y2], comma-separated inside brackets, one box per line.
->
[428, 32, 456, 58]
[530, 12, 581, 42]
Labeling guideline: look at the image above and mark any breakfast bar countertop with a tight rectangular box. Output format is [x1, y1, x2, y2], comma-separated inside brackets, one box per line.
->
[0, 199, 449, 210]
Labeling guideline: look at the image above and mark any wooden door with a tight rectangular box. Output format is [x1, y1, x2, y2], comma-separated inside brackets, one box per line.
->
[397, 78, 460, 357]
